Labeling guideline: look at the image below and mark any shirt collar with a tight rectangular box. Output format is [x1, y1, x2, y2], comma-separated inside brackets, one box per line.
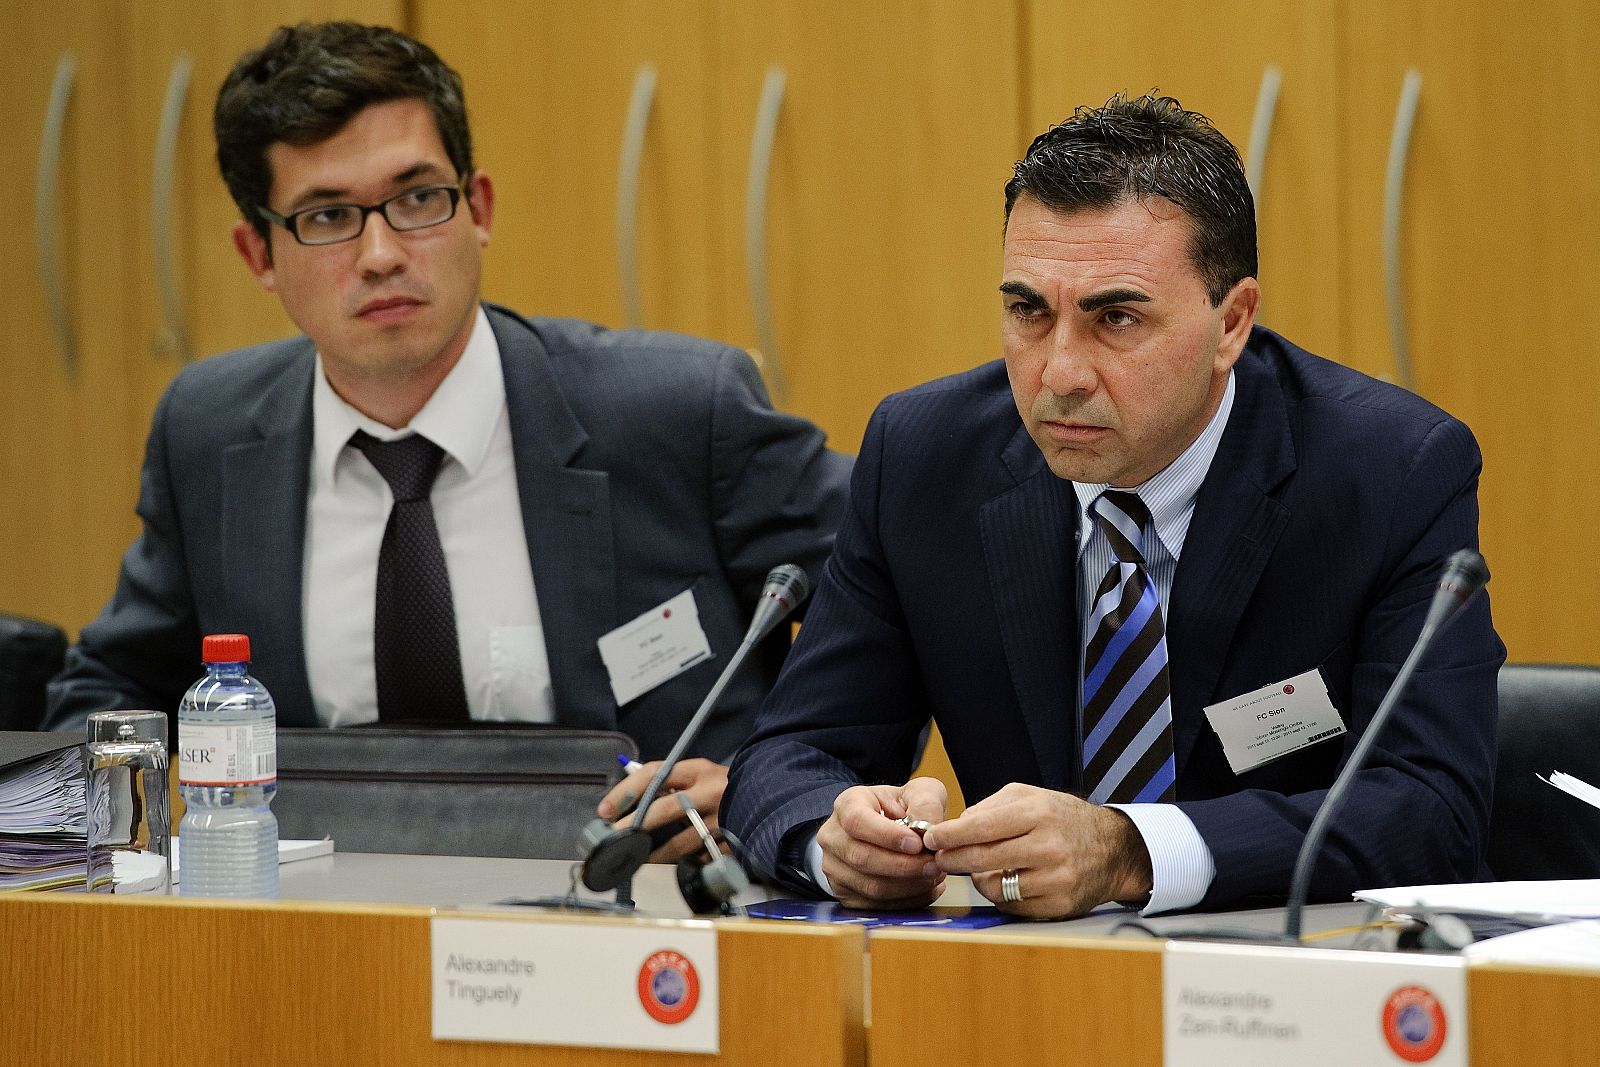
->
[1072, 369, 1236, 562]
[312, 305, 503, 488]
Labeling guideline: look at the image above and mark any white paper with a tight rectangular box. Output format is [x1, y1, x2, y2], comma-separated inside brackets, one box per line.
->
[1463, 920, 1600, 966]
[431, 917, 718, 1053]
[170, 836, 333, 876]
[596, 588, 713, 706]
[110, 837, 331, 893]
[1542, 770, 1600, 812]
[1164, 942, 1466, 1067]
[1356, 880, 1600, 921]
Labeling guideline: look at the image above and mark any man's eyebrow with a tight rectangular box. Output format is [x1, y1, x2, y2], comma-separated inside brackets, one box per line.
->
[1078, 288, 1151, 313]
[392, 160, 449, 185]
[286, 162, 450, 211]
[999, 280, 1048, 305]
[289, 185, 353, 210]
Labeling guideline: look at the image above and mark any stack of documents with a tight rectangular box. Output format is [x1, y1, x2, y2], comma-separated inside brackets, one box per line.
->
[1462, 919, 1600, 966]
[1358, 771, 1600, 932]
[0, 733, 90, 892]
[1542, 770, 1600, 812]
[1356, 880, 1600, 923]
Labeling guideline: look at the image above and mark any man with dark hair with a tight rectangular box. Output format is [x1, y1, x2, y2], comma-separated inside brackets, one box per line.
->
[722, 95, 1503, 917]
[46, 22, 851, 860]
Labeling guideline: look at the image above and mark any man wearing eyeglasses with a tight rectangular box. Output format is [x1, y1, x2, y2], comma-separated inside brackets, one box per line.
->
[44, 22, 851, 861]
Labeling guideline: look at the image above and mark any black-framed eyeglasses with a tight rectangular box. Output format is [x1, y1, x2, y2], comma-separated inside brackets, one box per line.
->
[257, 180, 467, 246]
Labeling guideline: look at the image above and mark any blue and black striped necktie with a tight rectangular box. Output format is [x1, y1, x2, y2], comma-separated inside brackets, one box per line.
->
[1081, 490, 1176, 804]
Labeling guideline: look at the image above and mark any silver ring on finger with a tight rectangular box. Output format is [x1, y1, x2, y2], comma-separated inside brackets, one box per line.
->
[1001, 868, 1023, 903]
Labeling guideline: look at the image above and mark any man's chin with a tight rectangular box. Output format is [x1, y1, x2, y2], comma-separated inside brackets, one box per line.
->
[327, 341, 443, 381]
[1039, 444, 1116, 485]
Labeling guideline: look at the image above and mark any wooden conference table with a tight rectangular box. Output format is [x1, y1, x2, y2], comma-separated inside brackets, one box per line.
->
[1, 853, 1596, 1065]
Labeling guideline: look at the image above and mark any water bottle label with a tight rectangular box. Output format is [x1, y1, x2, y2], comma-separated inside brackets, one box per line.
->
[179, 721, 277, 786]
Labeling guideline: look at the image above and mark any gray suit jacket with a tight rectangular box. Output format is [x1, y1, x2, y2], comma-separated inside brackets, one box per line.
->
[45, 305, 852, 759]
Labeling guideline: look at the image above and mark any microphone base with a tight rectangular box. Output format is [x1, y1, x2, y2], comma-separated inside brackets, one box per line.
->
[495, 895, 637, 915]
[580, 827, 654, 892]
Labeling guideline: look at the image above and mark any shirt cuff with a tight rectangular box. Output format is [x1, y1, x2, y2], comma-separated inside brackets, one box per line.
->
[803, 831, 836, 898]
[1107, 802, 1215, 915]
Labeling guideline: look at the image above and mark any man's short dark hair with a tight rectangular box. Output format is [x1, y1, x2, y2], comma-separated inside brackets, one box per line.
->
[1004, 93, 1257, 306]
[215, 21, 473, 239]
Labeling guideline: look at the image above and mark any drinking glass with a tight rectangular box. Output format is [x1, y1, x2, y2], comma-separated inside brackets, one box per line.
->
[86, 710, 171, 894]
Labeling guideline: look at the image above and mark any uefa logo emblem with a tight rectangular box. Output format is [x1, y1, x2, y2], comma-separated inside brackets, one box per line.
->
[637, 949, 701, 1025]
[1382, 984, 1447, 1062]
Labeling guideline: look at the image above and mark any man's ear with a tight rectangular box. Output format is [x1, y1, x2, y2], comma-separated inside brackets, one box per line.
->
[464, 170, 494, 248]
[232, 219, 277, 292]
[1214, 276, 1260, 374]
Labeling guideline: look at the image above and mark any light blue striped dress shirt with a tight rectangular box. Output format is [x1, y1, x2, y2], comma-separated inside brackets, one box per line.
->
[1073, 371, 1236, 914]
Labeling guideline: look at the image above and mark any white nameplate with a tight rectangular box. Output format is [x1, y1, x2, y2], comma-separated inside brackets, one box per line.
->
[431, 917, 718, 1053]
[597, 588, 714, 706]
[1203, 668, 1346, 775]
[1164, 942, 1465, 1066]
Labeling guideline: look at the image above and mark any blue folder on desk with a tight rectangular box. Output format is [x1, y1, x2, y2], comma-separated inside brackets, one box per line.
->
[745, 898, 1020, 929]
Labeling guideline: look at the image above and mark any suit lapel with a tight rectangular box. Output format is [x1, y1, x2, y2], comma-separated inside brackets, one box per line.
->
[980, 425, 1080, 791]
[491, 308, 618, 731]
[222, 345, 317, 725]
[1166, 349, 1296, 771]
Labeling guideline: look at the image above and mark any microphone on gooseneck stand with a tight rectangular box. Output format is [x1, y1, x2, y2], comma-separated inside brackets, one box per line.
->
[1113, 549, 1491, 945]
[578, 564, 812, 908]
[1281, 549, 1490, 940]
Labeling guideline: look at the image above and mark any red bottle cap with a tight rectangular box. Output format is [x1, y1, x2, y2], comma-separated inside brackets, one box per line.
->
[202, 633, 251, 664]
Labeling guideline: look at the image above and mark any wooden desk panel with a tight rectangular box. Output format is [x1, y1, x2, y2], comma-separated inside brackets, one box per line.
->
[869, 931, 1164, 1067]
[1, 894, 864, 1067]
[870, 922, 1600, 1067]
[1469, 963, 1600, 1067]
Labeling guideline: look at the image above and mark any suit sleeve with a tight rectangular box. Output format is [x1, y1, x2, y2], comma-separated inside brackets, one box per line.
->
[705, 348, 853, 607]
[1180, 415, 1504, 907]
[722, 400, 931, 892]
[43, 382, 201, 732]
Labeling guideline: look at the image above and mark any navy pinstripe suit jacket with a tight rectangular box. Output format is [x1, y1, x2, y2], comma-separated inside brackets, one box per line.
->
[723, 326, 1505, 910]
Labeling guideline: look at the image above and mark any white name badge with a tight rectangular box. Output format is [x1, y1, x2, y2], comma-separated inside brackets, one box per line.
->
[1203, 668, 1346, 775]
[597, 588, 713, 706]
[1164, 942, 1466, 1067]
[431, 917, 718, 1053]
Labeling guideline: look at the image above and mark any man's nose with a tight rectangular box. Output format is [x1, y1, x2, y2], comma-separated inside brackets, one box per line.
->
[1039, 325, 1097, 396]
[354, 209, 406, 275]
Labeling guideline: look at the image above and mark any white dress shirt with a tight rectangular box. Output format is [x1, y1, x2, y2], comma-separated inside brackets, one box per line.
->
[303, 306, 555, 726]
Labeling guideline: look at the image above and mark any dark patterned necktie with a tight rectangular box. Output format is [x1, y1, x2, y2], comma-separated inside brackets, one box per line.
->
[1081, 490, 1176, 804]
[348, 430, 470, 722]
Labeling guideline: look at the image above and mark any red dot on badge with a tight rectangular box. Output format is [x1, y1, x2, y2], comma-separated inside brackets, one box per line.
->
[663, 608, 672, 619]
[1284, 684, 1295, 695]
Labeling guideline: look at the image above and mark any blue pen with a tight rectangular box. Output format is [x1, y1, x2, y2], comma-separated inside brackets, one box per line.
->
[611, 755, 650, 819]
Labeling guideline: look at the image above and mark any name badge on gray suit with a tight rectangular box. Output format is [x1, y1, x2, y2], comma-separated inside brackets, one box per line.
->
[596, 588, 713, 706]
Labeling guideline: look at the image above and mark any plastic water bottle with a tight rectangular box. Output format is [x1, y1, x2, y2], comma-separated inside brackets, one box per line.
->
[178, 633, 279, 898]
